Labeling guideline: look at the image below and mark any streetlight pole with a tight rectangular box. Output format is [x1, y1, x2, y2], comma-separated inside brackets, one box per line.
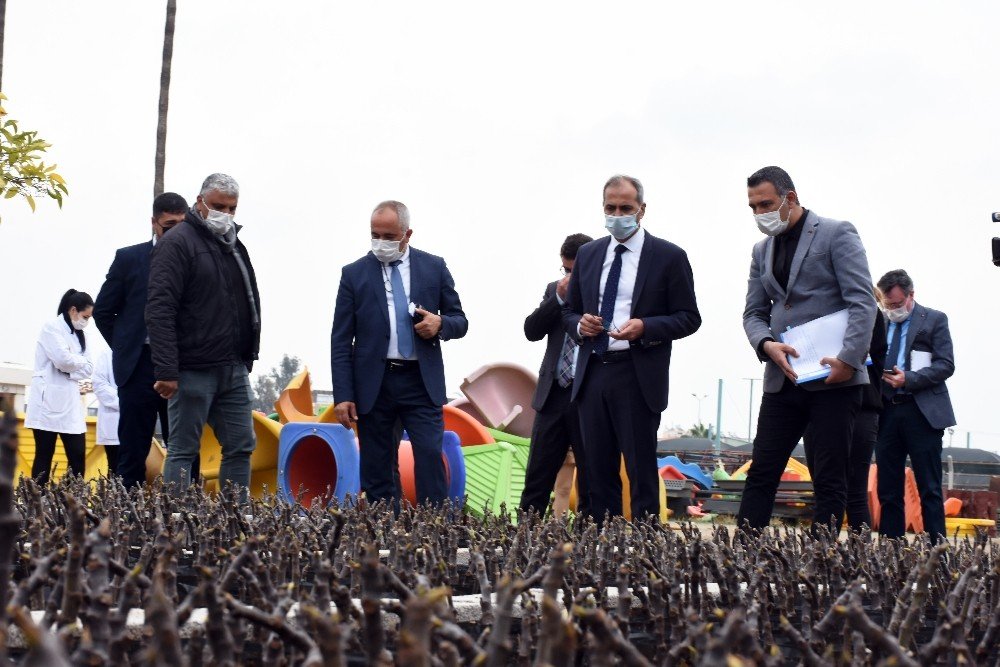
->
[691, 393, 707, 426]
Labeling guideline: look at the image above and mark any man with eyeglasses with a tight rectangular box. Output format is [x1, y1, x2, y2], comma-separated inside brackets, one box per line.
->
[331, 200, 468, 509]
[520, 233, 593, 518]
[874, 269, 955, 542]
[563, 175, 701, 522]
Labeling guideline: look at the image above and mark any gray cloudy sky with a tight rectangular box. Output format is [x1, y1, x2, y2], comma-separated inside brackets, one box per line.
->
[2, 1, 998, 451]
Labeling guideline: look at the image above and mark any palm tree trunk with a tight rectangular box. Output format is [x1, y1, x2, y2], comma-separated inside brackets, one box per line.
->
[0, 0, 8, 91]
[153, 0, 177, 197]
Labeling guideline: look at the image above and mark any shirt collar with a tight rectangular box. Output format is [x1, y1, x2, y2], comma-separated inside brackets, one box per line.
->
[382, 245, 411, 266]
[614, 226, 646, 254]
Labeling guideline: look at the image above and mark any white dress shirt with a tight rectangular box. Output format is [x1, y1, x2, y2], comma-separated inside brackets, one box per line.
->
[383, 246, 417, 360]
[597, 228, 645, 352]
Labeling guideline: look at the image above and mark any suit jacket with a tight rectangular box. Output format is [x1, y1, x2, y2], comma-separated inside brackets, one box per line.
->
[94, 241, 154, 387]
[331, 247, 468, 415]
[743, 211, 877, 394]
[563, 232, 701, 414]
[524, 281, 576, 412]
[888, 303, 956, 429]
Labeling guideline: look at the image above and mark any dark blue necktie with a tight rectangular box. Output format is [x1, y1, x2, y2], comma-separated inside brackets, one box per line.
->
[389, 260, 414, 358]
[594, 245, 626, 354]
[883, 321, 903, 398]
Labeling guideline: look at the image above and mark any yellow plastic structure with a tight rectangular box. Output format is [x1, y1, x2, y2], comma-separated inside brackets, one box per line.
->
[10, 412, 109, 484]
[619, 456, 669, 523]
[733, 455, 812, 481]
[188, 411, 282, 498]
[944, 517, 996, 537]
[275, 368, 317, 423]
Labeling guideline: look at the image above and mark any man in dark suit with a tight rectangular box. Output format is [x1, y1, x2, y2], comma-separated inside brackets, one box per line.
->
[739, 166, 876, 534]
[520, 233, 593, 518]
[564, 175, 701, 522]
[94, 192, 188, 488]
[875, 269, 955, 541]
[331, 200, 468, 508]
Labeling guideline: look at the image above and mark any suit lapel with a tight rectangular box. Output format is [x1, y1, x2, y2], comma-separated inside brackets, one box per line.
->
[630, 232, 652, 315]
[784, 213, 818, 296]
[407, 248, 421, 306]
[906, 303, 926, 353]
[585, 237, 612, 312]
[368, 254, 390, 326]
[761, 238, 784, 297]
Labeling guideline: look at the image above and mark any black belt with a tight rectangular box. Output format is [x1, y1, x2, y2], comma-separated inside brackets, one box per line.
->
[386, 359, 418, 370]
[597, 349, 631, 364]
[889, 393, 915, 405]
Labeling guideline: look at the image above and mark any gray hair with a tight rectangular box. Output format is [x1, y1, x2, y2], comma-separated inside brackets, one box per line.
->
[877, 269, 915, 296]
[603, 174, 644, 205]
[199, 173, 240, 198]
[372, 200, 410, 232]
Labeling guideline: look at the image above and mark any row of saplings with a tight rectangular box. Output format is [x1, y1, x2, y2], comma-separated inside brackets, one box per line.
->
[0, 410, 998, 665]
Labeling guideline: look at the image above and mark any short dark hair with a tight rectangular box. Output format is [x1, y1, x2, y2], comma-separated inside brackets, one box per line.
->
[603, 174, 644, 204]
[153, 192, 188, 217]
[747, 166, 796, 197]
[877, 269, 914, 296]
[560, 233, 593, 260]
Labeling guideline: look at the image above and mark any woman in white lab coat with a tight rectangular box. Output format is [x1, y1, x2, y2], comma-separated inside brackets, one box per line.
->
[24, 289, 95, 483]
[92, 349, 120, 475]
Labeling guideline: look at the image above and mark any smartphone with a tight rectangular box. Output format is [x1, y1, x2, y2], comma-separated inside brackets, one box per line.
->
[882, 368, 896, 375]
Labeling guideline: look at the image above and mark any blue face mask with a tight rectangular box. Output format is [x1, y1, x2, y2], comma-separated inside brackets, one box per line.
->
[605, 214, 638, 241]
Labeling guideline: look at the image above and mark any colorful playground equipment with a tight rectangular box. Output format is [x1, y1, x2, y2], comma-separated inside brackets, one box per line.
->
[277, 422, 360, 507]
[9, 412, 109, 483]
[459, 363, 538, 438]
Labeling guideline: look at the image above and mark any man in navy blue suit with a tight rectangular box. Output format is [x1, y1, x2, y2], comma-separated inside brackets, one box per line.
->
[331, 200, 468, 508]
[94, 192, 188, 488]
[564, 175, 701, 522]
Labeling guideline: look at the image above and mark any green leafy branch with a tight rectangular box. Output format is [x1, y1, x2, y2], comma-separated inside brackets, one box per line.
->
[0, 93, 68, 223]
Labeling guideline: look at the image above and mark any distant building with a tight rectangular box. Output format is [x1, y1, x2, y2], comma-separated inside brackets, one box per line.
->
[0, 363, 33, 413]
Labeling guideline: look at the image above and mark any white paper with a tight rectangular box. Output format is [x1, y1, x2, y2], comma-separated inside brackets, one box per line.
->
[779, 309, 852, 384]
[910, 350, 932, 372]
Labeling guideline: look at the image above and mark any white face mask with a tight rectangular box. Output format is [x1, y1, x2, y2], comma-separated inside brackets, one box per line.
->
[371, 238, 405, 264]
[71, 316, 89, 331]
[883, 302, 911, 323]
[201, 202, 234, 235]
[605, 214, 639, 241]
[754, 195, 790, 236]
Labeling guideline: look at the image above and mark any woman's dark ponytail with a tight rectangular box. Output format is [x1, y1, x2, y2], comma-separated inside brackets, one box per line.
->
[57, 289, 94, 353]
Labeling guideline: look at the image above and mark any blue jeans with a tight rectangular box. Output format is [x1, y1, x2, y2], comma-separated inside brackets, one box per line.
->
[164, 365, 256, 496]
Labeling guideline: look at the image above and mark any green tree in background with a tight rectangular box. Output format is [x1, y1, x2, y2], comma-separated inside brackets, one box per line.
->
[0, 94, 67, 222]
[251, 354, 302, 413]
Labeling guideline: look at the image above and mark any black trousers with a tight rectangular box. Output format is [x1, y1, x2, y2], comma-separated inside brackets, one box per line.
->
[105, 446, 120, 476]
[875, 400, 945, 541]
[519, 382, 589, 517]
[117, 346, 174, 488]
[737, 380, 861, 533]
[31, 429, 85, 484]
[805, 408, 878, 532]
[577, 355, 660, 523]
[357, 361, 447, 508]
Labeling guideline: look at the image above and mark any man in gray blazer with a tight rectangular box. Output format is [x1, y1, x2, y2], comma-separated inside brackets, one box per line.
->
[875, 269, 955, 541]
[519, 233, 592, 517]
[739, 166, 876, 533]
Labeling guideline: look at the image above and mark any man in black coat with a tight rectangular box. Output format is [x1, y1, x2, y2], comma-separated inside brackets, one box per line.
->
[564, 175, 701, 522]
[519, 233, 592, 518]
[94, 192, 189, 488]
[146, 173, 261, 496]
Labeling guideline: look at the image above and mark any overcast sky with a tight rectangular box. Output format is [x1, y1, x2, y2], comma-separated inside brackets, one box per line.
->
[2, 1, 998, 451]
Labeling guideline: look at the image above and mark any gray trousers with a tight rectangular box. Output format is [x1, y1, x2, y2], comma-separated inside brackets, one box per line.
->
[164, 364, 256, 495]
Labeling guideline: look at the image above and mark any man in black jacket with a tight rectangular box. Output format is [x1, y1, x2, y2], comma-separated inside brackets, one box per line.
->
[519, 233, 592, 518]
[94, 192, 190, 488]
[146, 173, 261, 496]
